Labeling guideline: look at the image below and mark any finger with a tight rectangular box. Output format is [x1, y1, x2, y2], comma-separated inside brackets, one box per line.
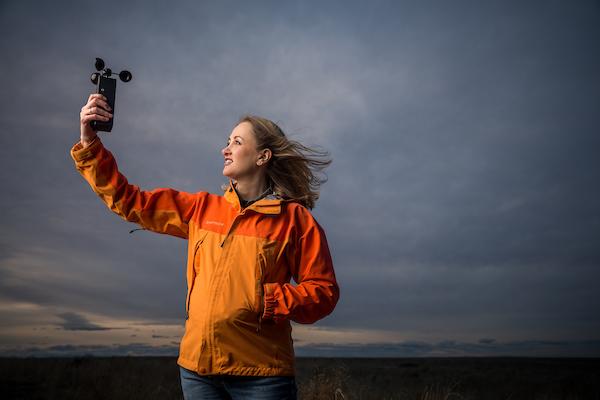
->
[81, 106, 111, 120]
[86, 100, 108, 113]
[87, 93, 108, 104]
[87, 93, 106, 102]
[81, 114, 110, 124]
[88, 97, 111, 112]
[98, 100, 111, 111]
[88, 106, 113, 118]
[91, 93, 107, 101]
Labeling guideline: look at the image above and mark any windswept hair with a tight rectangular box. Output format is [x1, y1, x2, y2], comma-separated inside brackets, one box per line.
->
[231, 115, 332, 210]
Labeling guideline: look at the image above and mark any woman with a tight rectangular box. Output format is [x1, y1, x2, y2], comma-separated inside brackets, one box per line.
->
[72, 94, 340, 399]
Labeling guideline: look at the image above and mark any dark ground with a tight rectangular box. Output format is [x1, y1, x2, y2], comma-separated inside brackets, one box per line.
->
[1, 357, 599, 399]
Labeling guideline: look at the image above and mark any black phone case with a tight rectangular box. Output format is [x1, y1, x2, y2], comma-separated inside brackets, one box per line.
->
[91, 75, 116, 132]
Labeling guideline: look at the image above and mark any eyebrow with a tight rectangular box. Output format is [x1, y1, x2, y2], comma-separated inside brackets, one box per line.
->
[227, 135, 243, 142]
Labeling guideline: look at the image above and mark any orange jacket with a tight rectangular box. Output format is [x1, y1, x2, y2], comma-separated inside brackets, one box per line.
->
[70, 137, 339, 376]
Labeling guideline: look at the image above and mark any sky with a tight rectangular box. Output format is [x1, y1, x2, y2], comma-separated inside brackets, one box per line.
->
[1, 0, 599, 357]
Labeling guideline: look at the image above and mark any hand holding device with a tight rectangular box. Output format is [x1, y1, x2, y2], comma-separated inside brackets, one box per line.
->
[80, 93, 111, 146]
[89, 57, 132, 132]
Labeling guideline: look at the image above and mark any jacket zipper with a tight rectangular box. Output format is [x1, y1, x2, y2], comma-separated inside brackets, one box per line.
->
[220, 209, 265, 332]
[220, 214, 242, 247]
[221, 207, 256, 247]
[186, 240, 202, 320]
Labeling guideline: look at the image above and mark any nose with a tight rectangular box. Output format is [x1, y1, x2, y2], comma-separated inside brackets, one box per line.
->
[222, 145, 231, 157]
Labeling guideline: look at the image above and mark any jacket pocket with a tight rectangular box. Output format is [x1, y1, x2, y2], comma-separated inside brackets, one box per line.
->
[186, 230, 208, 320]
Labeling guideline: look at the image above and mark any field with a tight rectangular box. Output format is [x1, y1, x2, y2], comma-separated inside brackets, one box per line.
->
[2, 357, 599, 399]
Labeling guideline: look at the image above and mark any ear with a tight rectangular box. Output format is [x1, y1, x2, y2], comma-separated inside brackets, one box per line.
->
[257, 148, 272, 166]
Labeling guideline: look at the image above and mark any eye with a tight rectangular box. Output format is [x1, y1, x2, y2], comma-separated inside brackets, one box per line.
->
[226, 138, 242, 146]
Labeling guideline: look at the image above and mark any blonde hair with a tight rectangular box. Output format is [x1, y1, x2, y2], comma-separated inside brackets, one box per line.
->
[230, 115, 332, 209]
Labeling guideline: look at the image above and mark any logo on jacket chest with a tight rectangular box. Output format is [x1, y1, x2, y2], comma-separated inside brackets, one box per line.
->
[205, 220, 225, 227]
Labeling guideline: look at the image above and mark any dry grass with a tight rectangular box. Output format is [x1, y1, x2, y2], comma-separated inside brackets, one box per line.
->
[1, 357, 599, 399]
[294, 357, 600, 400]
[417, 380, 463, 400]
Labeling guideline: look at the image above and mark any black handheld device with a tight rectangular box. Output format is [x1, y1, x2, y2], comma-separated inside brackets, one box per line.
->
[92, 75, 117, 132]
[89, 58, 132, 132]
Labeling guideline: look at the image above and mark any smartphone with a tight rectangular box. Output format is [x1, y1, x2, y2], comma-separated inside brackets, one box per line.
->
[91, 75, 116, 132]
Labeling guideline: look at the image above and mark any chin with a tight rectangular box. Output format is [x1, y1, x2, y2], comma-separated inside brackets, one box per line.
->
[222, 168, 235, 179]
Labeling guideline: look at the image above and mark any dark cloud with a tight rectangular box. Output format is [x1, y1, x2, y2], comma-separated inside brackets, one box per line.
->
[0, 343, 179, 358]
[3, 339, 598, 358]
[296, 340, 600, 358]
[1, 0, 599, 355]
[56, 312, 110, 331]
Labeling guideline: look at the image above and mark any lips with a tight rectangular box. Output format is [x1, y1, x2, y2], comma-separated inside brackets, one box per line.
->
[224, 159, 233, 166]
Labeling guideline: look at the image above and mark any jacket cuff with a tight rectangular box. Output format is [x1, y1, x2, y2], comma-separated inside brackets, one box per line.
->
[70, 136, 102, 163]
[261, 283, 278, 322]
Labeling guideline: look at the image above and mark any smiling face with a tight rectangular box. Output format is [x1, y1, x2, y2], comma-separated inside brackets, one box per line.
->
[221, 121, 264, 180]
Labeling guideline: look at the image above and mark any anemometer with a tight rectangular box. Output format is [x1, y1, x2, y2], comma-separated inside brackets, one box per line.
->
[89, 57, 132, 132]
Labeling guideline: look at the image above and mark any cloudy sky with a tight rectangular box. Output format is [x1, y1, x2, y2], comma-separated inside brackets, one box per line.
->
[1, 0, 599, 357]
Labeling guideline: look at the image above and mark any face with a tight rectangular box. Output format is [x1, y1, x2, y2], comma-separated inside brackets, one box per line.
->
[222, 122, 265, 180]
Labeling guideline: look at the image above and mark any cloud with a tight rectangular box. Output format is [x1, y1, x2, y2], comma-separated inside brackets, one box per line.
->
[0, 343, 179, 358]
[2, 339, 599, 358]
[1, 0, 599, 356]
[56, 312, 111, 331]
[296, 340, 600, 358]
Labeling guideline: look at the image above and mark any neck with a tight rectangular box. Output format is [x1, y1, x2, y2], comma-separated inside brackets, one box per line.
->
[233, 175, 270, 201]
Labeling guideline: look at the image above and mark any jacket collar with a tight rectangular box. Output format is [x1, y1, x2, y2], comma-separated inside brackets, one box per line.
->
[224, 180, 283, 215]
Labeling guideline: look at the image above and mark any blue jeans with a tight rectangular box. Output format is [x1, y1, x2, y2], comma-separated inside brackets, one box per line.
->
[180, 367, 297, 400]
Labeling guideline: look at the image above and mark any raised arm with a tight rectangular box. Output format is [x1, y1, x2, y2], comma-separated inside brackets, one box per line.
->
[71, 94, 197, 239]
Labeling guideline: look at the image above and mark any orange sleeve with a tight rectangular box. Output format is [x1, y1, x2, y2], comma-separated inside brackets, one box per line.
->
[70, 138, 197, 239]
[262, 212, 339, 324]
